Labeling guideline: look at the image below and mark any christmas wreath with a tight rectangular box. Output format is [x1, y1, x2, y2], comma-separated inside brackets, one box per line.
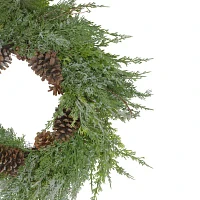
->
[0, 0, 152, 199]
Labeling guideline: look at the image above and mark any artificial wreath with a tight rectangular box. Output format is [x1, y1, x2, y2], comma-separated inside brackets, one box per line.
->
[0, 0, 152, 199]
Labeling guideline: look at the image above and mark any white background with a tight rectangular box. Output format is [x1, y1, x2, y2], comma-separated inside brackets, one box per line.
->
[0, 0, 200, 199]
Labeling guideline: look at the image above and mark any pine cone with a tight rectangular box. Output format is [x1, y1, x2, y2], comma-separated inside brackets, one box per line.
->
[34, 130, 55, 149]
[27, 51, 63, 96]
[0, 44, 13, 74]
[0, 145, 28, 176]
[53, 107, 81, 142]
[1, 45, 63, 96]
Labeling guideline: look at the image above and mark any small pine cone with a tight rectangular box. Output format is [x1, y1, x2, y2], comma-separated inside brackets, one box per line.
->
[34, 130, 55, 149]
[27, 51, 63, 96]
[0, 44, 13, 74]
[0, 145, 28, 176]
[53, 107, 81, 142]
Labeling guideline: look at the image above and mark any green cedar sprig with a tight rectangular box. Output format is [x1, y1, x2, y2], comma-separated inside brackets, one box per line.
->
[0, 124, 26, 149]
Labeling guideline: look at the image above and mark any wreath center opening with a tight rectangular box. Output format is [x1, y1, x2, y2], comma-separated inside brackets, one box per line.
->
[0, 55, 59, 143]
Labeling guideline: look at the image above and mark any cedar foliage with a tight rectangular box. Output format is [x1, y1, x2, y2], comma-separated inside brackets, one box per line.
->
[0, 0, 152, 199]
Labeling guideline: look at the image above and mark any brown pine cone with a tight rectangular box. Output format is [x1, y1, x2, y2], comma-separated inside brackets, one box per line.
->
[27, 51, 63, 96]
[53, 107, 81, 142]
[0, 145, 28, 176]
[0, 44, 13, 74]
[34, 130, 55, 149]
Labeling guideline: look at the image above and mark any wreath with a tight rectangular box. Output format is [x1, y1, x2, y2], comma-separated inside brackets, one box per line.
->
[0, 0, 152, 199]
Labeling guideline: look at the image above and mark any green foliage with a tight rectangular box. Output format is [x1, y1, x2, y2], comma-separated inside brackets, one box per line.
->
[0, 124, 26, 149]
[0, 0, 153, 199]
[0, 131, 151, 200]
[20, 0, 52, 11]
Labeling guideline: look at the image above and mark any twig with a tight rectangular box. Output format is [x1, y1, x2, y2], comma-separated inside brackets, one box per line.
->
[107, 89, 133, 115]
[43, 3, 94, 22]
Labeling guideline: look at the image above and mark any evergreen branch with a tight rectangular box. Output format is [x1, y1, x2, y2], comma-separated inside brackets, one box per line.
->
[43, 3, 106, 21]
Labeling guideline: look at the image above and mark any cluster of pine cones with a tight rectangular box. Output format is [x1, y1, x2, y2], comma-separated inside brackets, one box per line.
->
[0, 44, 81, 176]
[0, 108, 80, 176]
[0, 44, 63, 96]
[34, 107, 80, 149]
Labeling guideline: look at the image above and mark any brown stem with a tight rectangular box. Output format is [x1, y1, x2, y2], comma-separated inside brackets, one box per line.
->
[107, 89, 133, 115]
